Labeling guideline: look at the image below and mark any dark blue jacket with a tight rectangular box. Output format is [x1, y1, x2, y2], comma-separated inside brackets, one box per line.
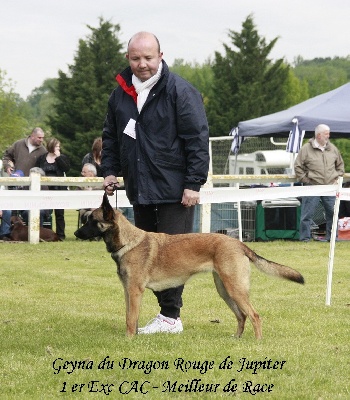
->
[102, 60, 209, 205]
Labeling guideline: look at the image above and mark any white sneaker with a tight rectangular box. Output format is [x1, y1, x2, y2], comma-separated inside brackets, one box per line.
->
[138, 314, 183, 334]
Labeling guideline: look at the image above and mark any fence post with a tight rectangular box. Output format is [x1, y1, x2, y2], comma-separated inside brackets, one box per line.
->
[29, 172, 41, 244]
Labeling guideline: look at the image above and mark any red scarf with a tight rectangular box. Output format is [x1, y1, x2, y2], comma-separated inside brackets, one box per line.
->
[116, 74, 137, 104]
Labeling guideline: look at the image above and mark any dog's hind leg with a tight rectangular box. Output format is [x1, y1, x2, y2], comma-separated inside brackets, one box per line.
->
[213, 270, 262, 340]
[213, 272, 247, 338]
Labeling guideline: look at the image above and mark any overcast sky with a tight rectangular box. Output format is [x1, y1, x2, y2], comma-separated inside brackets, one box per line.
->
[1, 0, 350, 99]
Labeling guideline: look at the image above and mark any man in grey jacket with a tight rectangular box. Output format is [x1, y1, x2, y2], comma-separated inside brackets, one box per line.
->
[294, 124, 344, 241]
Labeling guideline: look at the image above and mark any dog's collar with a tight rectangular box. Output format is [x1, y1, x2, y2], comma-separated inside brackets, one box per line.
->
[108, 243, 126, 255]
[116, 244, 126, 252]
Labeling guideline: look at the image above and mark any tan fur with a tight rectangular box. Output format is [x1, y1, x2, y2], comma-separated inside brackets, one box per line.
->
[75, 194, 304, 339]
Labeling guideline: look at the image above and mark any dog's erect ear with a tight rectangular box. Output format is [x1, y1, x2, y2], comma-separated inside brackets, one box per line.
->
[102, 192, 115, 221]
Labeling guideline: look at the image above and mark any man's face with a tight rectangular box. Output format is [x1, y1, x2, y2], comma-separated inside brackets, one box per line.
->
[317, 130, 330, 146]
[30, 132, 45, 146]
[126, 34, 162, 82]
[81, 167, 94, 177]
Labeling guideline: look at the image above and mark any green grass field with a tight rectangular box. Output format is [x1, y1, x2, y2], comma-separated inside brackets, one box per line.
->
[1, 210, 349, 399]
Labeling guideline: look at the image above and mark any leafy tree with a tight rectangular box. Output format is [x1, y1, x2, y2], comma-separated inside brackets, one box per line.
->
[282, 69, 309, 107]
[26, 78, 57, 130]
[206, 15, 291, 137]
[293, 56, 349, 97]
[48, 18, 128, 175]
[333, 139, 350, 173]
[170, 59, 213, 106]
[0, 69, 31, 155]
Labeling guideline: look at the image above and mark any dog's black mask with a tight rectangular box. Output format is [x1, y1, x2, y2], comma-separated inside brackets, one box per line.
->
[74, 218, 102, 240]
[74, 193, 114, 240]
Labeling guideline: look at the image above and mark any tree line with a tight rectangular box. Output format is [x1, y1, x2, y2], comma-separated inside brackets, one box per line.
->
[1, 15, 350, 175]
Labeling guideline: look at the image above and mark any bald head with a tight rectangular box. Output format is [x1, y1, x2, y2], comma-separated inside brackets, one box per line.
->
[126, 32, 163, 82]
[29, 127, 45, 147]
[128, 32, 161, 53]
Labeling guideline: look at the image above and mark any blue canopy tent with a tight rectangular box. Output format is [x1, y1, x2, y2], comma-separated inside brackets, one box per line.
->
[231, 82, 350, 154]
[230, 83, 350, 303]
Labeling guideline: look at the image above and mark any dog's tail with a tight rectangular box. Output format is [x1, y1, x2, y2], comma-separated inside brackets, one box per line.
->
[243, 245, 304, 284]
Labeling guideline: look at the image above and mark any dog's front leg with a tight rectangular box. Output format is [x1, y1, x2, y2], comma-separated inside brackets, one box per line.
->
[123, 284, 144, 337]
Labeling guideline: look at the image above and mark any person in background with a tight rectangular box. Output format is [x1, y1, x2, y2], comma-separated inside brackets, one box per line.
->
[0, 209, 11, 240]
[81, 162, 98, 184]
[21, 167, 51, 228]
[82, 137, 102, 177]
[7, 169, 26, 224]
[78, 163, 99, 225]
[3, 127, 46, 225]
[2, 127, 46, 176]
[101, 31, 210, 334]
[294, 124, 344, 242]
[35, 138, 70, 240]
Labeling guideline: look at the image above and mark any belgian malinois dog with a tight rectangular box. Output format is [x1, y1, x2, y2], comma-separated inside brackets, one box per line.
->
[74, 193, 304, 339]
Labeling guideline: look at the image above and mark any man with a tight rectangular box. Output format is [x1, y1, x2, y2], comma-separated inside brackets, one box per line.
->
[2, 128, 47, 229]
[294, 124, 344, 242]
[81, 162, 97, 179]
[101, 32, 210, 334]
[2, 127, 46, 176]
[79, 163, 99, 226]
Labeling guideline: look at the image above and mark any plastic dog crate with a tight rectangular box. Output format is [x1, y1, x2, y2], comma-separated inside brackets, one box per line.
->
[255, 198, 301, 241]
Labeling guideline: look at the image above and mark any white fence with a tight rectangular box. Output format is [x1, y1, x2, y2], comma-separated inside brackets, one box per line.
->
[1, 172, 350, 240]
[1, 172, 350, 306]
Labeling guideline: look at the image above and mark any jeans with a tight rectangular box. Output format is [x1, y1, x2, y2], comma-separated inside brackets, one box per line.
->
[300, 196, 335, 241]
[133, 203, 195, 319]
[0, 210, 12, 236]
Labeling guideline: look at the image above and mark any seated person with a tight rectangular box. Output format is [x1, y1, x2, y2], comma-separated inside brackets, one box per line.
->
[79, 163, 99, 225]
[20, 167, 51, 227]
[0, 209, 12, 240]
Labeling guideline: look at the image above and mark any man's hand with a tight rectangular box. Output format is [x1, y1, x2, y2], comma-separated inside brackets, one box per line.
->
[181, 189, 200, 207]
[103, 175, 119, 195]
[6, 167, 13, 175]
[5, 161, 14, 175]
